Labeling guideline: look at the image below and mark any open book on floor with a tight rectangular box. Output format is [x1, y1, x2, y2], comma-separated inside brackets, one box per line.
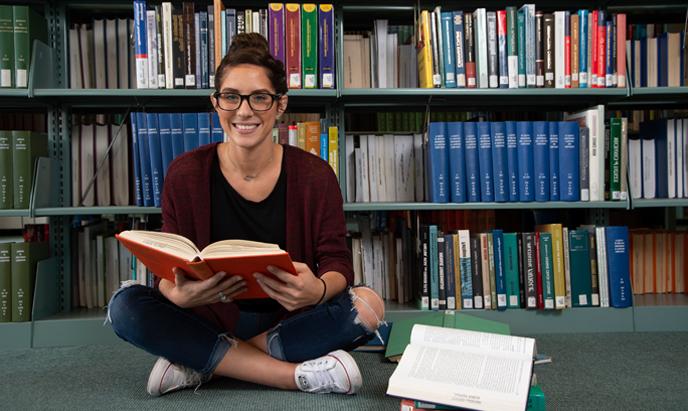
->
[387, 324, 535, 411]
[115, 230, 296, 299]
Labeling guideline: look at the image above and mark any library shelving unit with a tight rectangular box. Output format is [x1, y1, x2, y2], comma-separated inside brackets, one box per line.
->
[2, 0, 688, 350]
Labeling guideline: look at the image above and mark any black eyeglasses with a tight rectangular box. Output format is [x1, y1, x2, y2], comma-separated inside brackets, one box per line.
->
[213, 92, 282, 112]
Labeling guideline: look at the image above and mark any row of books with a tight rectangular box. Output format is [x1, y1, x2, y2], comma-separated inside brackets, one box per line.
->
[630, 230, 686, 295]
[630, 118, 688, 200]
[68, 19, 136, 89]
[628, 25, 688, 88]
[273, 119, 339, 177]
[132, 1, 335, 90]
[358, 220, 632, 311]
[0, 234, 50, 322]
[0, 5, 46, 89]
[0, 130, 48, 209]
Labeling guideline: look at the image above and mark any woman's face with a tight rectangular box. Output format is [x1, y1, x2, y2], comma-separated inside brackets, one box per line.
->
[212, 64, 287, 150]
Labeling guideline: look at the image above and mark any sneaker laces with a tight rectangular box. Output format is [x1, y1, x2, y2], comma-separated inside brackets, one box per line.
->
[301, 357, 340, 391]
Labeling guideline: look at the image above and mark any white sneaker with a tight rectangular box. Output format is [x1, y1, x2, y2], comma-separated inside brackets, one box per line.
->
[294, 350, 362, 395]
[146, 357, 207, 397]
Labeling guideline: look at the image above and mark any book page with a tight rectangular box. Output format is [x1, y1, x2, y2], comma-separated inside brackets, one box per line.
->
[388, 324, 534, 411]
[118, 231, 199, 260]
[201, 239, 283, 258]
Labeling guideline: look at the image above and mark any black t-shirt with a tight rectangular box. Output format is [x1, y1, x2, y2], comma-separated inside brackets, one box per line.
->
[210, 150, 286, 312]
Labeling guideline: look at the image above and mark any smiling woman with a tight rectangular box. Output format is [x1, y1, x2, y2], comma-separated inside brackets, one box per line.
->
[106, 33, 386, 399]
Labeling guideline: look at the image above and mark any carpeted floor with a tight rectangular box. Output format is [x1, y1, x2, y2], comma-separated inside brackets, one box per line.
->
[1, 332, 687, 410]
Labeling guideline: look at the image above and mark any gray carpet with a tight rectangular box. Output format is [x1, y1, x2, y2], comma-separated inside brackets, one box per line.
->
[2, 333, 687, 410]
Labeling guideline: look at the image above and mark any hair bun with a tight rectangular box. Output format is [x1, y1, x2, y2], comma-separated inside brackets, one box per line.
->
[229, 33, 269, 55]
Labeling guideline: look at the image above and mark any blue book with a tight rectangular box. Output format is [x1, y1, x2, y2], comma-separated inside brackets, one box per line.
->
[197, 113, 211, 146]
[492, 229, 507, 310]
[548, 121, 560, 201]
[505, 121, 519, 201]
[157, 113, 174, 177]
[135, 112, 153, 207]
[463, 122, 481, 202]
[429, 225, 439, 310]
[533, 121, 550, 201]
[657, 33, 668, 87]
[604, 226, 633, 308]
[490, 121, 508, 202]
[605, 19, 613, 87]
[129, 113, 142, 206]
[170, 113, 184, 159]
[639, 28, 648, 87]
[145, 113, 164, 207]
[452, 11, 466, 88]
[318, 5, 335, 89]
[182, 113, 199, 153]
[447, 122, 466, 202]
[211, 112, 224, 143]
[477, 122, 494, 202]
[444, 234, 456, 310]
[558, 121, 580, 201]
[320, 132, 328, 161]
[441, 12, 457, 88]
[516, 121, 535, 201]
[427, 122, 450, 203]
[578, 9, 588, 88]
[194, 13, 201, 89]
[132, 0, 148, 89]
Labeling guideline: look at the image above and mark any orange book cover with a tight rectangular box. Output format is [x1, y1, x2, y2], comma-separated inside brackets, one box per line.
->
[116, 230, 296, 299]
[303, 120, 320, 155]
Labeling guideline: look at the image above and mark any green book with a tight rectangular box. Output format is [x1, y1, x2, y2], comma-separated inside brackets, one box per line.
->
[384, 311, 511, 361]
[0, 129, 12, 208]
[0, 5, 14, 88]
[503, 232, 521, 308]
[12, 6, 47, 88]
[609, 117, 622, 200]
[568, 229, 592, 307]
[11, 241, 49, 322]
[0, 241, 12, 322]
[539, 232, 555, 310]
[12, 130, 48, 209]
[301, 3, 318, 88]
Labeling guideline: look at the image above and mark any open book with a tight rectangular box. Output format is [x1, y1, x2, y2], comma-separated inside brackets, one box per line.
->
[115, 230, 296, 299]
[387, 324, 535, 411]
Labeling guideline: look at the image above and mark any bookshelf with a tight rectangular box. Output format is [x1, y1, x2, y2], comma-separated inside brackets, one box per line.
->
[1, 0, 688, 349]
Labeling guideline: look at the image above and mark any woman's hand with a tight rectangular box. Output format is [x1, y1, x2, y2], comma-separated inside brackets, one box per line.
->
[254, 262, 324, 311]
[164, 267, 247, 308]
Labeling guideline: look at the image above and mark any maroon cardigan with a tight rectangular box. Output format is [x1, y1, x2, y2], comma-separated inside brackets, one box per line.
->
[160, 143, 353, 331]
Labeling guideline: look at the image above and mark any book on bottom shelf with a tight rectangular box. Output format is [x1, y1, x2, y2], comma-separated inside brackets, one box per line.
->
[387, 323, 535, 411]
[115, 230, 296, 299]
[11, 241, 49, 322]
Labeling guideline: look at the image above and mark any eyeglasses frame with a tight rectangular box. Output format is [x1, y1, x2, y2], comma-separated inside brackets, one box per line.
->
[212, 91, 283, 112]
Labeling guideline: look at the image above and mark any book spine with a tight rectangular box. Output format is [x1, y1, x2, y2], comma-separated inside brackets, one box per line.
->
[605, 226, 633, 308]
[524, 4, 535, 87]
[135, 112, 153, 207]
[172, 11, 185, 88]
[543, 13, 553, 88]
[558, 121, 580, 201]
[328, 126, 338, 178]
[506, 7, 518, 88]
[0, 6, 14, 87]
[523, 232, 537, 308]
[301, 4, 317, 88]
[318, 5, 334, 89]
[456, 230, 471, 309]
[533, 121, 550, 201]
[517, 233, 525, 307]
[610, 117, 623, 199]
[269, 4, 286, 67]
[427, 122, 449, 203]
[211, 112, 224, 143]
[129, 113, 142, 206]
[447, 122, 466, 203]
[616, 14, 626, 87]
[169, 113, 184, 158]
[207, 5, 214, 86]
[0, 130, 11, 208]
[133, 0, 149, 89]
[0, 242, 11, 322]
[503, 233, 520, 308]
[12, 131, 47, 209]
[564, 11, 571, 87]
[571, 13, 579, 88]
[491, 121, 508, 202]
[486, 11, 498, 88]
[157, 113, 173, 176]
[517, 121, 534, 201]
[146, 10, 159, 89]
[429, 225, 439, 310]
[182, 112, 198, 153]
[441, 11, 457, 88]
[516, 8, 525, 87]
[549, 121, 560, 201]
[199, 11, 209, 89]
[453, 11, 466, 88]
[12, 6, 30, 88]
[145, 113, 163, 207]
[537, 12, 546, 87]
[479, 232, 492, 309]
[596, 226, 610, 307]
[597, 11, 606, 88]
[534, 232, 544, 309]
[569, 229, 592, 307]
[183, 2, 196, 88]
[438, 234, 449, 310]
[492, 229, 507, 310]
[588, 230, 600, 306]
[285, 3, 301, 88]
[487, 233, 496, 309]
[578, 10, 588, 88]
[419, 225, 430, 310]
[469, 235, 483, 308]
[197, 112, 210, 147]
[505, 121, 519, 201]
[496, 10, 508, 88]
[464, 12, 476, 88]
[477, 122, 494, 201]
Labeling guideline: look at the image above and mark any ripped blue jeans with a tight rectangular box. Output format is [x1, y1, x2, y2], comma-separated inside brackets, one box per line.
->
[107, 284, 378, 375]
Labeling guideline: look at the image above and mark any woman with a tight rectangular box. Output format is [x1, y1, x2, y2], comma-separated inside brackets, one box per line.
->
[108, 33, 385, 397]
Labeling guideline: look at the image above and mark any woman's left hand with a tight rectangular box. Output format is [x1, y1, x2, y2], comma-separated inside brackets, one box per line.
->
[254, 262, 324, 311]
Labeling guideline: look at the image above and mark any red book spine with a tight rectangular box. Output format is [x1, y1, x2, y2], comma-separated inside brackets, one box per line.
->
[616, 13, 627, 88]
[597, 11, 606, 88]
[466, 62, 477, 88]
[564, 13, 571, 88]
[285, 3, 301, 88]
[591, 10, 598, 88]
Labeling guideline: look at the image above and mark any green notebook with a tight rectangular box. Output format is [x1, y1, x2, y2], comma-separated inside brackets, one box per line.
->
[384, 311, 511, 361]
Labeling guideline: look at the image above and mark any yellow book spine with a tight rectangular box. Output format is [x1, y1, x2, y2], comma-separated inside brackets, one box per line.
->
[536, 224, 567, 309]
[417, 10, 433, 88]
[328, 125, 338, 178]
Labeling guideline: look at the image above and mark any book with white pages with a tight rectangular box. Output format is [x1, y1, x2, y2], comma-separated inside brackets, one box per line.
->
[386, 324, 535, 411]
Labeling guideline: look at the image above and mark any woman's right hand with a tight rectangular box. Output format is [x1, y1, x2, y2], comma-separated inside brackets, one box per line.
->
[164, 267, 247, 308]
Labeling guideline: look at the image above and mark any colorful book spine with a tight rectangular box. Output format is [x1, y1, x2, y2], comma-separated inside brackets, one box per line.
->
[452, 11, 466, 88]
[11, 242, 49, 322]
[268, 4, 286, 67]
[301, 4, 317, 88]
[568, 229, 592, 306]
[443, 234, 455, 310]
[578, 9, 589, 88]
[516, 7, 526, 87]
[506, 6, 518, 88]
[133, 0, 149, 89]
[327, 125, 338, 178]
[503, 232, 520, 308]
[522, 232, 537, 308]
[497, 10, 508, 88]
[441, 11, 457, 88]
[285, 3, 301, 88]
[318, 5, 335, 89]
[170, 113, 184, 159]
[427, 122, 449, 203]
[539, 231, 555, 309]
[492, 229, 507, 310]
[564, 11, 571, 87]
[457, 230, 472, 309]
[469, 235, 483, 308]
[429, 225, 439, 310]
[464, 12, 476, 88]
[605, 226, 632, 308]
[616, 14, 626, 88]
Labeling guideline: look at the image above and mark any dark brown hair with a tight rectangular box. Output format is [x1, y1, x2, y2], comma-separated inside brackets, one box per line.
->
[214, 33, 288, 95]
